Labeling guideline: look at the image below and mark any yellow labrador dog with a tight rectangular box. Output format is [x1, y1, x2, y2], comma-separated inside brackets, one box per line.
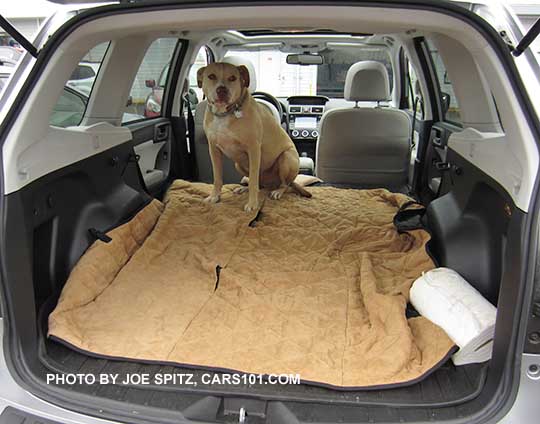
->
[197, 62, 311, 212]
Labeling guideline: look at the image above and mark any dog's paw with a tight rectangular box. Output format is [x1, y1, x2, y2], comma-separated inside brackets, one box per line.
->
[270, 189, 285, 200]
[244, 201, 258, 212]
[233, 186, 249, 195]
[203, 194, 220, 204]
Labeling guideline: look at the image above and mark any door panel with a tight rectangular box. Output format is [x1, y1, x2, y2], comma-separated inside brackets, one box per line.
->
[134, 140, 166, 188]
[127, 117, 173, 195]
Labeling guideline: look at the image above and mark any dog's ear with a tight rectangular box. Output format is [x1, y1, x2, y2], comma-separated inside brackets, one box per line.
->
[237, 65, 250, 89]
[196, 66, 206, 88]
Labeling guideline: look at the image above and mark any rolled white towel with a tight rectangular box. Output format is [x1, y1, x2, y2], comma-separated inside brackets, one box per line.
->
[410, 267, 497, 366]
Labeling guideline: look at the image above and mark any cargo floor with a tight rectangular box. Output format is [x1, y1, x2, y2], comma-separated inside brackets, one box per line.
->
[37, 181, 488, 420]
[40, 336, 487, 410]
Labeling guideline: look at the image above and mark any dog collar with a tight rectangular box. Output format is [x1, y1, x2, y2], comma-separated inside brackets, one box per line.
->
[209, 90, 248, 119]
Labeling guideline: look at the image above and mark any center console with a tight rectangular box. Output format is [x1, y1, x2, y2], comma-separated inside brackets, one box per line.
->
[287, 96, 329, 171]
[288, 96, 328, 139]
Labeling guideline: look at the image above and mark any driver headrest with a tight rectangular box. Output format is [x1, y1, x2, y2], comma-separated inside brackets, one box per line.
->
[223, 56, 257, 92]
[344, 61, 390, 102]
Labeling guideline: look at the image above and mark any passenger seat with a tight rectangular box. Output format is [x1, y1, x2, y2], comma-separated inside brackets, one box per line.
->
[316, 61, 411, 188]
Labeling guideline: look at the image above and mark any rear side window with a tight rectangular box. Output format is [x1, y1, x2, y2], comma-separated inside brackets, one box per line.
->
[188, 46, 210, 103]
[69, 65, 96, 81]
[403, 55, 424, 117]
[0, 76, 8, 93]
[50, 88, 87, 128]
[426, 40, 462, 125]
[49, 42, 109, 128]
[122, 37, 179, 124]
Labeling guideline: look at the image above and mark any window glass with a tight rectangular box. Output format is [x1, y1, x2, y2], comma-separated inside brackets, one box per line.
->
[405, 58, 423, 117]
[0, 75, 8, 93]
[69, 64, 96, 81]
[122, 38, 178, 124]
[188, 47, 209, 102]
[50, 41, 109, 127]
[225, 47, 393, 98]
[50, 88, 87, 128]
[426, 40, 462, 124]
[402, 56, 425, 151]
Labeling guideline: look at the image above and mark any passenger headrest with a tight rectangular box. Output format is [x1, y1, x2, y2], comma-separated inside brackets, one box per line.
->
[223, 56, 257, 92]
[344, 61, 390, 102]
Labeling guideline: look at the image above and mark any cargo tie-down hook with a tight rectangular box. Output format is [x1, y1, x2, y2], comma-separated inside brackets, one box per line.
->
[238, 407, 247, 423]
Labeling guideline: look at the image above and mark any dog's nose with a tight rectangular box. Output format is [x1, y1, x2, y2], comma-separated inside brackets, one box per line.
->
[216, 85, 228, 96]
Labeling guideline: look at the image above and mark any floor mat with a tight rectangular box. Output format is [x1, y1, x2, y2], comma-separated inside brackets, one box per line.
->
[48, 180, 454, 389]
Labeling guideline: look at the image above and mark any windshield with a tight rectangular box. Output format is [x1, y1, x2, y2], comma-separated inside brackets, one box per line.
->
[225, 46, 393, 98]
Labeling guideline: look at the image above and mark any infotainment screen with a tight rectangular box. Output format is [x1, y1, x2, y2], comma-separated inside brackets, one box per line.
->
[295, 116, 317, 129]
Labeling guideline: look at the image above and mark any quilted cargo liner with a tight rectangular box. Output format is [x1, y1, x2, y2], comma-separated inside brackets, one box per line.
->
[48, 180, 454, 389]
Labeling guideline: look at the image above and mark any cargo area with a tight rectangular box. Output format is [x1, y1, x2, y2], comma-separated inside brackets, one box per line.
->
[35, 178, 491, 420]
[46, 180, 456, 390]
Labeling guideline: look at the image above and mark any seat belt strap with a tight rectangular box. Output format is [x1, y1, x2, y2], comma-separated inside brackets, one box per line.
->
[184, 96, 198, 180]
[411, 96, 419, 150]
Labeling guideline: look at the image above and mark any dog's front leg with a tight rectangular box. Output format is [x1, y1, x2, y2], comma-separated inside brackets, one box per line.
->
[244, 145, 261, 212]
[205, 143, 223, 203]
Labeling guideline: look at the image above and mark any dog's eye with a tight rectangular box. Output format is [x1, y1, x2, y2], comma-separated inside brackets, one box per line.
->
[228, 75, 237, 82]
[208, 74, 216, 80]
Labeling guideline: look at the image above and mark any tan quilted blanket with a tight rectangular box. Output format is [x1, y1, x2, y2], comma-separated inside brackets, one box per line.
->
[48, 180, 454, 389]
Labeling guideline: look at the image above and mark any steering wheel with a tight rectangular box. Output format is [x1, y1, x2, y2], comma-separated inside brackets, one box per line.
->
[251, 91, 284, 123]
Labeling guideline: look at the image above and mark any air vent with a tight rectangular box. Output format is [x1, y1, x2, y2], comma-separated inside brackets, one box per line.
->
[290, 106, 301, 113]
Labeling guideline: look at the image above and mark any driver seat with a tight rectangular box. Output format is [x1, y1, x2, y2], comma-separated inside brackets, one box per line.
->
[194, 56, 281, 183]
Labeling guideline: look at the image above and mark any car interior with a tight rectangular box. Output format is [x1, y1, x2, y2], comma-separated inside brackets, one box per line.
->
[0, 2, 538, 424]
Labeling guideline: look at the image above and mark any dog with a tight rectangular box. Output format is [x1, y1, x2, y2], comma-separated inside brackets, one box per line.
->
[197, 62, 311, 212]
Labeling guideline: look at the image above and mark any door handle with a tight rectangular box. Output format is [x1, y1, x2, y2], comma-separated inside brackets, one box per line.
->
[154, 123, 169, 142]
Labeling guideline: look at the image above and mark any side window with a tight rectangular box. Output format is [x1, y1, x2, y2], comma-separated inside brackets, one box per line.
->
[69, 64, 96, 81]
[187, 46, 210, 103]
[122, 37, 179, 124]
[426, 40, 462, 125]
[50, 88, 87, 128]
[403, 56, 424, 118]
[50, 42, 109, 128]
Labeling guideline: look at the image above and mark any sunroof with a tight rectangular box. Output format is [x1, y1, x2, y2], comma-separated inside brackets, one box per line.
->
[238, 29, 372, 37]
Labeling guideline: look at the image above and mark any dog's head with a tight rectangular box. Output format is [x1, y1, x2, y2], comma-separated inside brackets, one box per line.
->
[197, 62, 250, 107]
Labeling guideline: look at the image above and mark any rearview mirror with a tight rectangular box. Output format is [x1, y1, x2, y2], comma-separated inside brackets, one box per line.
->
[145, 79, 156, 88]
[286, 54, 324, 65]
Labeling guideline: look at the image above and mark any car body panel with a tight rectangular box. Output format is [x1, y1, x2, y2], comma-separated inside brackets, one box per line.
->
[0, 320, 120, 424]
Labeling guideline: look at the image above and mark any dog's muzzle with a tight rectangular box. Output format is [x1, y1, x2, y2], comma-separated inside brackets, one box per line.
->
[215, 86, 229, 102]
